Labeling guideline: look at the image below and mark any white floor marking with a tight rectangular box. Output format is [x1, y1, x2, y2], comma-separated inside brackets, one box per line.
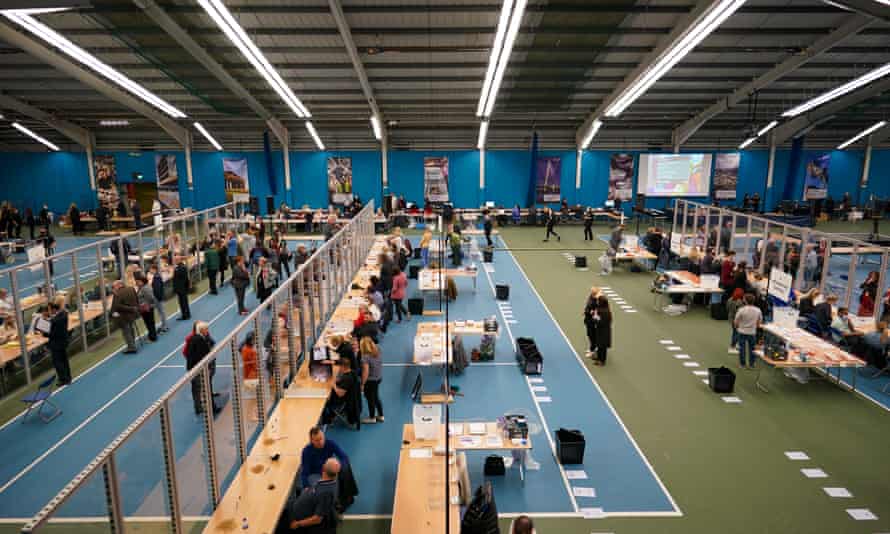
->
[692, 370, 708, 376]
[683, 362, 700, 368]
[846, 509, 877, 520]
[721, 396, 742, 404]
[801, 468, 828, 478]
[784, 451, 810, 461]
[823, 487, 852, 498]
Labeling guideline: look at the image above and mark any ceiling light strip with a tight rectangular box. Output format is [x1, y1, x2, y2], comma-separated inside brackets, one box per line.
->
[305, 121, 325, 150]
[837, 120, 886, 150]
[197, 0, 310, 118]
[370, 115, 382, 140]
[782, 62, 890, 118]
[194, 122, 223, 151]
[481, 0, 528, 118]
[580, 119, 603, 150]
[477, 120, 489, 150]
[738, 137, 757, 149]
[476, 0, 514, 117]
[756, 120, 779, 137]
[604, 0, 745, 117]
[3, 12, 186, 119]
[11, 122, 59, 151]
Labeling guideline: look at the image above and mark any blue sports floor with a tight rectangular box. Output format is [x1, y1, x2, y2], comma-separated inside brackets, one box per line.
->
[0, 233, 681, 523]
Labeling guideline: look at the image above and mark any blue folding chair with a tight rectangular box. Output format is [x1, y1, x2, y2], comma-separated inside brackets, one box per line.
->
[21, 375, 61, 423]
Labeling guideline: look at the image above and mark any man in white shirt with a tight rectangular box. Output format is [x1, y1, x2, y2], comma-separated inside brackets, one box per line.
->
[733, 294, 762, 369]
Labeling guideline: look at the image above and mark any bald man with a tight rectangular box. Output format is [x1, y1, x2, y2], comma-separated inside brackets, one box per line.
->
[287, 458, 340, 532]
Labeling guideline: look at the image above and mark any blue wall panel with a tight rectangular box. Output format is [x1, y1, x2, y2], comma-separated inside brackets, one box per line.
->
[0, 151, 93, 213]
[484, 150, 530, 208]
[387, 151, 479, 207]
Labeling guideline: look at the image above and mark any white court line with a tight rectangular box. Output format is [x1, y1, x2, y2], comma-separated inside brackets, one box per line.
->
[0, 300, 235, 494]
[499, 235, 683, 516]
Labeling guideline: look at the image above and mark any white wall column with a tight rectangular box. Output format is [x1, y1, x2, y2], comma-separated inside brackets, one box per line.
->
[575, 149, 583, 189]
[184, 132, 194, 190]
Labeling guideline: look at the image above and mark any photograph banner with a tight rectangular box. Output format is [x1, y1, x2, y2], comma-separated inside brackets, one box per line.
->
[535, 157, 562, 203]
[803, 153, 830, 200]
[223, 157, 250, 202]
[423, 157, 449, 203]
[95, 155, 120, 212]
[154, 154, 181, 209]
[713, 152, 740, 200]
[327, 157, 353, 205]
[608, 153, 634, 201]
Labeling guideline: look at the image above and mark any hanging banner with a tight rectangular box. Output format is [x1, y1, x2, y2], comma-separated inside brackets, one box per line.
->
[713, 152, 740, 200]
[803, 153, 830, 200]
[95, 155, 120, 212]
[423, 157, 449, 203]
[154, 154, 181, 209]
[608, 153, 634, 201]
[327, 157, 353, 205]
[535, 157, 562, 203]
[223, 157, 250, 203]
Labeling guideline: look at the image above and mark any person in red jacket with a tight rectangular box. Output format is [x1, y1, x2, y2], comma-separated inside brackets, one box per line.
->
[391, 267, 409, 322]
[720, 250, 736, 289]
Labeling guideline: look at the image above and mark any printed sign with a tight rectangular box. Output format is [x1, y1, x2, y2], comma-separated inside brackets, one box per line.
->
[713, 153, 739, 200]
[608, 153, 634, 201]
[423, 157, 449, 203]
[154, 154, 181, 209]
[327, 157, 353, 205]
[535, 156, 562, 203]
[768, 267, 793, 302]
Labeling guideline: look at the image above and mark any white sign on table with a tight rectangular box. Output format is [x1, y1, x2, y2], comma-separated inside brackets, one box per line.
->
[768, 267, 793, 302]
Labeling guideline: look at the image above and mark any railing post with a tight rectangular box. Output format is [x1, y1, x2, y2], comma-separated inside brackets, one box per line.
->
[252, 315, 266, 426]
[228, 338, 247, 465]
[102, 453, 126, 534]
[96, 244, 111, 338]
[200, 366, 221, 508]
[71, 254, 89, 353]
[10, 272, 30, 384]
[159, 400, 184, 534]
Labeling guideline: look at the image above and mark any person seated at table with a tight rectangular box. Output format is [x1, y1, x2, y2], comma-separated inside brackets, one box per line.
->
[0, 288, 13, 321]
[321, 357, 361, 428]
[686, 247, 702, 275]
[730, 261, 750, 296]
[352, 308, 379, 344]
[862, 321, 890, 366]
[365, 284, 384, 312]
[814, 295, 837, 334]
[511, 515, 535, 534]
[831, 307, 864, 351]
[299, 427, 349, 490]
[285, 457, 340, 532]
[797, 288, 821, 317]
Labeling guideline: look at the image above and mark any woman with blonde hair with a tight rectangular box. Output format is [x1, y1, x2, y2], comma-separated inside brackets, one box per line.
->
[359, 336, 384, 424]
[419, 227, 433, 267]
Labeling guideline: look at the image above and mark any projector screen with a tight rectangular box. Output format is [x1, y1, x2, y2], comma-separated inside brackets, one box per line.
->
[637, 154, 712, 197]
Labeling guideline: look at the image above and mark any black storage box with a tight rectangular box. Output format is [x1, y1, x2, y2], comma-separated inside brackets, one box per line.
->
[575, 256, 587, 268]
[708, 366, 736, 393]
[496, 283, 509, 300]
[483, 248, 494, 263]
[408, 298, 424, 315]
[483, 455, 505, 476]
[555, 428, 585, 465]
[710, 301, 728, 320]
[408, 265, 420, 279]
[515, 337, 542, 375]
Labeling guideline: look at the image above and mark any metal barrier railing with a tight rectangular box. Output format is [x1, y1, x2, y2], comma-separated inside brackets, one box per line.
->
[671, 199, 890, 319]
[20, 201, 376, 533]
[0, 201, 247, 389]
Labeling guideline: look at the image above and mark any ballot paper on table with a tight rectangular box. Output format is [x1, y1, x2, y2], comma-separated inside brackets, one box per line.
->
[458, 436, 482, 448]
[484, 435, 502, 447]
[448, 423, 463, 436]
[580, 507, 605, 519]
[468, 422, 486, 435]
[409, 448, 433, 459]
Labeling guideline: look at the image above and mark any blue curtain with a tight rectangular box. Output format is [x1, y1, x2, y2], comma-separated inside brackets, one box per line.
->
[782, 136, 805, 202]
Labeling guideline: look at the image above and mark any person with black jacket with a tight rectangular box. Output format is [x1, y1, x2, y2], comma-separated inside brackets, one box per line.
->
[38, 227, 56, 276]
[231, 255, 250, 315]
[43, 300, 71, 385]
[593, 295, 613, 366]
[814, 295, 837, 335]
[173, 255, 191, 320]
[24, 207, 35, 240]
[583, 208, 594, 241]
[186, 321, 219, 415]
[543, 208, 560, 242]
[583, 287, 600, 357]
[68, 203, 81, 236]
[109, 236, 132, 279]
[483, 210, 493, 247]
[149, 263, 168, 333]
[38, 204, 50, 229]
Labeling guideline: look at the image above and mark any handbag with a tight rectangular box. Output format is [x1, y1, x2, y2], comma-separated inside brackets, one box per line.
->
[138, 302, 150, 314]
[483, 455, 505, 476]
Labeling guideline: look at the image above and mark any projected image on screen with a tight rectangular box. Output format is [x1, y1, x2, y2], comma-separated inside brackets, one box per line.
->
[638, 154, 713, 197]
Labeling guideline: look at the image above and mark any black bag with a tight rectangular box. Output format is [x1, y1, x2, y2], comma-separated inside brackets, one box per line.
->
[555, 428, 585, 465]
[483, 249, 494, 263]
[574, 256, 587, 268]
[515, 337, 543, 375]
[710, 301, 728, 320]
[461, 483, 499, 534]
[708, 366, 736, 393]
[408, 298, 424, 315]
[630, 264, 642, 273]
[483, 455, 505, 476]
[408, 264, 420, 279]
[496, 284, 509, 301]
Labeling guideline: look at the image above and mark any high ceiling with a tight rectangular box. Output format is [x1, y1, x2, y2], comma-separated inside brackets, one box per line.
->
[0, 0, 888, 152]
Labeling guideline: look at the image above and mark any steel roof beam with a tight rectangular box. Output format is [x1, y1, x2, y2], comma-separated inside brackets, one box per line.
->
[823, 0, 890, 22]
[0, 91, 91, 147]
[671, 13, 873, 149]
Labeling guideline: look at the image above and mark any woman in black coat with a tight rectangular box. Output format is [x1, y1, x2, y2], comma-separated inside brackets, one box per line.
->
[186, 322, 217, 415]
[593, 296, 613, 366]
[583, 288, 599, 358]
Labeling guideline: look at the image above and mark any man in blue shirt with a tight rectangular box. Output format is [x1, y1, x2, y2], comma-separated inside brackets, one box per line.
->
[288, 458, 340, 532]
[300, 427, 349, 490]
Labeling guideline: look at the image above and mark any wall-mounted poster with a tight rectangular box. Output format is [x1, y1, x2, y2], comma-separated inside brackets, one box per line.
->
[154, 154, 181, 209]
[327, 157, 353, 205]
[713, 152, 740, 200]
[95, 155, 120, 212]
[535, 157, 561, 203]
[223, 157, 250, 202]
[608, 153, 634, 201]
[803, 153, 830, 200]
[423, 157, 449, 203]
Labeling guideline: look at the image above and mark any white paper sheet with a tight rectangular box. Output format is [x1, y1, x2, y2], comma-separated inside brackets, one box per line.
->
[674, 354, 690, 359]
[409, 448, 433, 459]
[572, 487, 596, 498]
[846, 509, 877, 520]
[801, 468, 828, 478]
[666, 346, 682, 351]
[625, 310, 638, 313]
[784, 451, 809, 461]
[823, 487, 852, 498]
[702, 379, 709, 385]
[565, 470, 587, 480]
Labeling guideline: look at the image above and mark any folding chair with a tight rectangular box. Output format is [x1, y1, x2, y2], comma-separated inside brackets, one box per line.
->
[325, 402, 358, 431]
[21, 375, 61, 423]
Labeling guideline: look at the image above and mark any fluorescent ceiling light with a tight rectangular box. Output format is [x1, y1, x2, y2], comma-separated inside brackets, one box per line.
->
[782, 62, 890, 117]
[604, 0, 745, 117]
[194, 122, 223, 151]
[3, 12, 186, 119]
[197, 0, 310, 119]
[11, 121, 59, 151]
[476, 0, 527, 118]
[477, 120, 489, 150]
[305, 121, 324, 150]
[837, 120, 886, 150]
[0, 8, 74, 15]
[100, 119, 129, 127]
[738, 137, 757, 149]
[757, 120, 778, 137]
[370, 115, 382, 140]
[580, 119, 603, 149]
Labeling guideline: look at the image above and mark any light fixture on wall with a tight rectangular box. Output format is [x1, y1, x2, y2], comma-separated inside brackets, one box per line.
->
[305, 121, 325, 150]
[837, 120, 887, 150]
[2, 12, 187, 119]
[580, 120, 603, 150]
[604, 0, 746, 117]
[100, 119, 130, 127]
[476, 0, 527, 118]
[194, 122, 223, 151]
[782, 62, 890, 117]
[11, 121, 59, 151]
[477, 120, 489, 150]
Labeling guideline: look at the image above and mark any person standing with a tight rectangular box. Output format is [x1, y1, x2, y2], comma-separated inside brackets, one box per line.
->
[379, 252, 395, 329]
[543, 208, 560, 242]
[111, 280, 140, 354]
[44, 300, 71, 385]
[278, 239, 292, 278]
[593, 295, 612, 366]
[390, 266, 409, 323]
[609, 224, 624, 253]
[135, 275, 158, 342]
[726, 288, 745, 354]
[419, 228, 432, 267]
[231, 256, 250, 315]
[360, 336, 384, 424]
[186, 321, 219, 415]
[130, 199, 142, 229]
[24, 207, 36, 240]
[583, 287, 600, 358]
[68, 203, 81, 236]
[173, 255, 191, 320]
[583, 208, 594, 241]
[204, 244, 220, 295]
[216, 239, 228, 288]
[483, 210, 493, 247]
[733, 294, 762, 369]
[255, 257, 277, 304]
[149, 263, 168, 333]
[38, 227, 56, 276]
[720, 250, 736, 289]
[449, 227, 463, 266]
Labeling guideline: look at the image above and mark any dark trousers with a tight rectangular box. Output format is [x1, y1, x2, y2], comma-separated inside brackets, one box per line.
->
[177, 291, 191, 319]
[208, 269, 218, 294]
[545, 226, 559, 240]
[28, 224, 35, 240]
[364, 379, 383, 418]
[596, 345, 608, 364]
[281, 260, 291, 278]
[141, 310, 157, 341]
[51, 347, 71, 384]
[191, 376, 204, 414]
[485, 231, 492, 247]
[585, 322, 596, 352]
[393, 298, 407, 320]
[235, 286, 247, 313]
[584, 226, 593, 240]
